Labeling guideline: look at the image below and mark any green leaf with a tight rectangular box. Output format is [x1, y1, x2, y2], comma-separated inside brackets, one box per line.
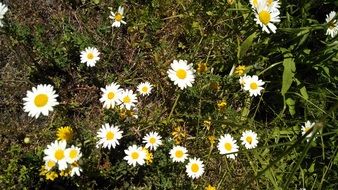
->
[281, 53, 296, 96]
[286, 98, 296, 116]
[238, 32, 257, 59]
[300, 86, 309, 100]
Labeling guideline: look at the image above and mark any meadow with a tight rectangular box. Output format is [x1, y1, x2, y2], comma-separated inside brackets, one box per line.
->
[0, 0, 338, 189]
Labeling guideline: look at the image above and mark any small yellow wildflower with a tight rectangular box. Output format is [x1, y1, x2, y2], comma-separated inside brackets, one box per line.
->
[39, 165, 48, 176]
[60, 169, 71, 177]
[234, 65, 246, 76]
[45, 171, 58, 181]
[197, 62, 208, 73]
[210, 82, 220, 91]
[227, 0, 235, 5]
[119, 108, 138, 120]
[205, 184, 216, 190]
[208, 135, 216, 147]
[217, 100, 227, 110]
[56, 126, 73, 141]
[142, 147, 154, 165]
[172, 126, 187, 144]
[203, 119, 212, 131]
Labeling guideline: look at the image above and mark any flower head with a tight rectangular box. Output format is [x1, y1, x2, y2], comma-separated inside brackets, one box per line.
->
[23, 84, 59, 119]
[96, 123, 123, 149]
[142, 131, 162, 151]
[137, 82, 153, 96]
[100, 82, 122, 109]
[254, 1, 281, 33]
[56, 126, 73, 141]
[119, 89, 137, 110]
[124, 145, 146, 166]
[65, 145, 82, 164]
[243, 75, 265, 97]
[234, 65, 246, 76]
[185, 157, 205, 179]
[109, 6, 126, 28]
[167, 60, 195, 90]
[169, 145, 188, 163]
[325, 11, 338, 38]
[80, 47, 100, 67]
[43, 140, 68, 171]
[301, 120, 316, 140]
[197, 62, 208, 74]
[240, 130, 259, 149]
[205, 185, 216, 190]
[217, 134, 239, 159]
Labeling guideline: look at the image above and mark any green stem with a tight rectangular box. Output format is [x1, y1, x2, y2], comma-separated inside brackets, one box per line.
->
[167, 93, 181, 123]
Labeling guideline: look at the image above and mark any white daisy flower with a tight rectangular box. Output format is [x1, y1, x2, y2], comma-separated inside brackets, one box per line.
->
[65, 145, 82, 164]
[0, 2, 8, 27]
[119, 89, 137, 110]
[325, 11, 338, 38]
[109, 6, 126, 28]
[167, 59, 195, 90]
[44, 160, 56, 171]
[217, 134, 239, 159]
[70, 166, 82, 177]
[80, 47, 100, 67]
[137, 82, 153, 96]
[142, 132, 162, 151]
[96, 123, 123, 149]
[99, 82, 122, 109]
[240, 130, 259, 149]
[43, 140, 68, 171]
[185, 157, 205, 179]
[243, 75, 265, 97]
[301, 120, 316, 140]
[239, 75, 250, 87]
[23, 84, 59, 119]
[169, 145, 188, 163]
[124, 145, 146, 167]
[254, 1, 281, 33]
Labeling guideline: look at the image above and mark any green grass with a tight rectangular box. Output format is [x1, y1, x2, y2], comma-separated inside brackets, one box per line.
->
[0, 0, 338, 189]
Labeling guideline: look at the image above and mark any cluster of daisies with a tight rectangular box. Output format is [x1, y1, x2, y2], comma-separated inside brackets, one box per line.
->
[40, 127, 82, 180]
[239, 75, 265, 97]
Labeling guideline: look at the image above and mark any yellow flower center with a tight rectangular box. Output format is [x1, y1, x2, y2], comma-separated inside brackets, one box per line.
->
[224, 143, 232, 151]
[106, 131, 115, 140]
[47, 160, 56, 168]
[115, 13, 123, 21]
[149, 137, 156, 144]
[250, 82, 258, 90]
[34, 94, 49, 107]
[107, 92, 115, 100]
[141, 86, 148, 93]
[191, 163, 199, 173]
[246, 136, 253, 144]
[176, 69, 187, 79]
[175, 150, 184, 158]
[328, 20, 337, 29]
[123, 96, 131, 103]
[69, 149, 78, 159]
[267, 0, 273, 6]
[259, 10, 271, 25]
[87, 52, 94, 60]
[55, 149, 65, 161]
[304, 127, 311, 133]
[131, 151, 139, 160]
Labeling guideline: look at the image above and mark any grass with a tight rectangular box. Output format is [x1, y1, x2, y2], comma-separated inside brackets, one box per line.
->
[0, 0, 338, 189]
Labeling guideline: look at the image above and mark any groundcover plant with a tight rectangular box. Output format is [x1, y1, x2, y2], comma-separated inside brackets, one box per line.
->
[0, 0, 338, 189]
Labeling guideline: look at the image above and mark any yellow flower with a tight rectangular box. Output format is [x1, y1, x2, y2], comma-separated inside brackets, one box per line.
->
[56, 126, 73, 141]
[227, 0, 235, 5]
[234, 65, 246, 76]
[197, 63, 208, 73]
[210, 82, 220, 91]
[39, 165, 48, 176]
[217, 100, 227, 110]
[205, 184, 216, 190]
[172, 126, 187, 144]
[203, 119, 212, 131]
[208, 136, 216, 147]
[142, 147, 154, 165]
[60, 169, 70, 177]
[45, 171, 58, 181]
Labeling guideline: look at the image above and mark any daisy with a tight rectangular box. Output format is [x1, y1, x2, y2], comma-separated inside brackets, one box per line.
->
[185, 157, 205, 179]
[119, 89, 137, 110]
[167, 59, 195, 90]
[217, 134, 239, 159]
[43, 140, 68, 171]
[80, 47, 100, 67]
[124, 145, 146, 166]
[240, 130, 259, 149]
[0, 2, 8, 27]
[301, 120, 316, 139]
[96, 123, 123, 149]
[99, 82, 122, 109]
[23, 84, 59, 119]
[109, 6, 126, 28]
[137, 82, 153, 96]
[56, 126, 73, 141]
[70, 164, 82, 177]
[44, 160, 56, 171]
[239, 75, 250, 87]
[325, 11, 338, 38]
[169, 145, 188, 162]
[65, 145, 82, 164]
[254, 1, 281, 33]
[243, 75, 265, 97]
[142, 132, 162, 151]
